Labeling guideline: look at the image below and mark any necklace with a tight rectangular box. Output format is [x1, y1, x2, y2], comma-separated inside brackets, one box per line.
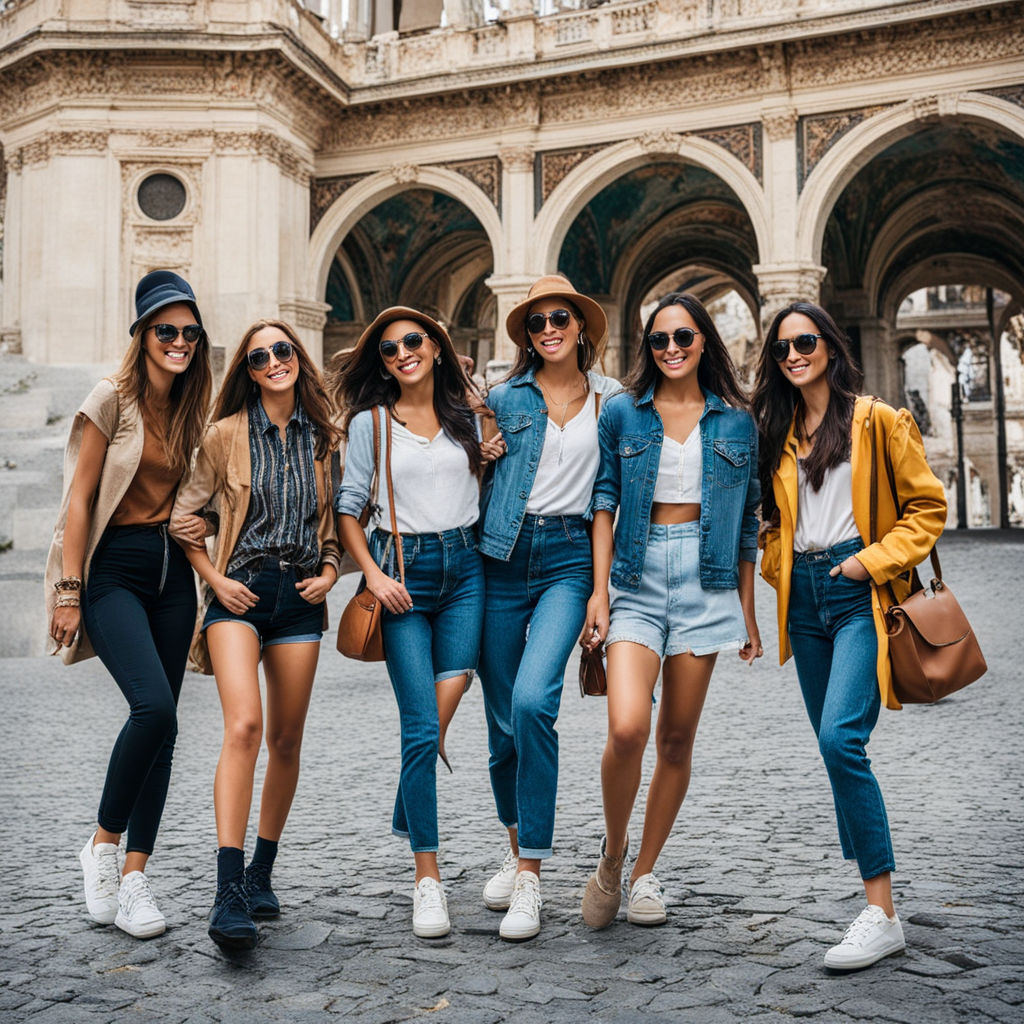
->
[537, 376, 586, 429]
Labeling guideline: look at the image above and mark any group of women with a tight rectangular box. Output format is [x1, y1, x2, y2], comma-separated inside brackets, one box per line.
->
[47, 268, 946, 971]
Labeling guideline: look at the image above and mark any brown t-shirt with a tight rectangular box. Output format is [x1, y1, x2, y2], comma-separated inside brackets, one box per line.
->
[110, 407, 179, 526]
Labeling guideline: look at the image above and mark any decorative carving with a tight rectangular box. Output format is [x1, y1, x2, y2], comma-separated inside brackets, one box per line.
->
[538, 144, 606, 206]
[390, 163, 420, 184]
[12, 130, 110, 168]
[310, 174, 367, 233]
[0, 328, 23, 355]
[131, 227, 194, 262]
[911, 94, 940, 122]
[755, 263, 828, 326]
[638, 130, 681, 155]
[694, 123, 762, 183]
[214, 130, 312, 184]
[444, 157, 501, 208]
[798, 104, 892, 190]
[762, 109, 797, 143]
[498, 146, 534, 174]
[279, 298, 331, 331]
[984, 83, 1024, 110]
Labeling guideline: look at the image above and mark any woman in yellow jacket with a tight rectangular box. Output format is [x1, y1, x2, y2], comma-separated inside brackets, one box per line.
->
[753, 301, 946, 972]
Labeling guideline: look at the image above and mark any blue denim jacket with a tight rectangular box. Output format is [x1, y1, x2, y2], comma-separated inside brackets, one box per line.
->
[478, 366, 622, 561]
[590, 385, 760, 591]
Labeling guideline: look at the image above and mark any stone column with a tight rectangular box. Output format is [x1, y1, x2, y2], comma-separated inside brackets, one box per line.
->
[484, 274, 537, 367]
[753, 262, 828, 332]
[279, 298, 332, 365]
[855, 317, 900, 404]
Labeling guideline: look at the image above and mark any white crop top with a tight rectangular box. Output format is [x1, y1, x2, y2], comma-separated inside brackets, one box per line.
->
[652, 430, 702, 504]
[793, 459, 860, 553]
[526, 390, 600, 516]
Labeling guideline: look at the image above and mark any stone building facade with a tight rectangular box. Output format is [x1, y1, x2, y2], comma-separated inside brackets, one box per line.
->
[0, 0, 1022, 524]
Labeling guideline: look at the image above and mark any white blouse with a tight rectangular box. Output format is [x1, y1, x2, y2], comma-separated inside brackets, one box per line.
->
[526, 390, 600, 516]
[793, 459, 861, 553]
[652, 429, 702, 504]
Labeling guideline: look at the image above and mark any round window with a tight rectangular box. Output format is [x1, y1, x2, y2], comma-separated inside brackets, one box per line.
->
[137, 173, 187, 221]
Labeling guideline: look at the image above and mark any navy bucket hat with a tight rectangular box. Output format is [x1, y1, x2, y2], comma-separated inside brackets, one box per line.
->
[129, 270, 203, 337]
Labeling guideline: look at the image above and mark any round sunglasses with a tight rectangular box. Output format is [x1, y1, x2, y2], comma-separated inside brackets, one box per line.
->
[648, 327, 701, 351]
[380, 332, 429, 360]
[770, 333, 823, 362]
[149, 323, 203, 344]
[527, 309, 572, 335]
[247, 340, 294, 370]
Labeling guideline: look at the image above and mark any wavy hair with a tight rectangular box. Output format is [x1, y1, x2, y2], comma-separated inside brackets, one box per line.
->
[506, 299, 598, 380]
[622, 292, 748, 410]
[334, 312, 485, 475]
[112, 307, 212, 478]
[213, 319, 341, 461]
[751, 301, 863, 522]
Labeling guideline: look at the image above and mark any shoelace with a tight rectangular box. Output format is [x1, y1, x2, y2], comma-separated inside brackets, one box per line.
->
[509, 877, 541, 917]
[93, 848, 120, 897]
[120, 874, 157, 917]
[417, 880, 445, 913]
[246, 863, 272, 892]
[216, 879, 250, 911]
[497, 848, 517, 878]
[630, 874, 662, 905]
[840, 907, 887, 944]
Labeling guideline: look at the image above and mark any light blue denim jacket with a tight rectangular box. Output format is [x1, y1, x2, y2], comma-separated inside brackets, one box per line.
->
[590, 385, 760, 591]
[478, 367, 622, 561]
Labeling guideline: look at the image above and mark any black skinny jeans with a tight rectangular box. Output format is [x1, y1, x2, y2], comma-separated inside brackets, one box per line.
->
[83, 524, 196, 855]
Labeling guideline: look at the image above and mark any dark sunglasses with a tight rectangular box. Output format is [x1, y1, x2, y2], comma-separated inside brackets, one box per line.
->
[526, 309, 572, 334]
[648, 327, 701, 351]
[380, 332, 428, 360]
[150, 323, 203, 344]
[247, 340, 294, 370]
[770, 333, 823, 362]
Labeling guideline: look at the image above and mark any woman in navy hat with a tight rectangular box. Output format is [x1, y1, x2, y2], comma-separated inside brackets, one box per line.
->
[46, 270, 212, 938]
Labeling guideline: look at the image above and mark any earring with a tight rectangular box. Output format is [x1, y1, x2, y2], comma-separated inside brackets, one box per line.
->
[435, 355, 442, 365]
[379, 365, 391, 380]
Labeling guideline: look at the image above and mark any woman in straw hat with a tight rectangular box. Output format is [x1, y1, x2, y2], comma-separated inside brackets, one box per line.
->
[476, 274, 622, 941]
[333, 307, 499, 939]
[46, 270, 212, 939]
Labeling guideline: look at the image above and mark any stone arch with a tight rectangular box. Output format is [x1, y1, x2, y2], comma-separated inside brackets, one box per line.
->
[797, 92, 1024, 264]
[533, 136, 769, 274]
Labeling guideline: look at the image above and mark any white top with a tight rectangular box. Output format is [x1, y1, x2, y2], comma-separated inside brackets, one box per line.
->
[793, 459, 860, 553]
[526, 390, 600, 516]
[384, 420, 479, 535]
[652, 430, 702, 504]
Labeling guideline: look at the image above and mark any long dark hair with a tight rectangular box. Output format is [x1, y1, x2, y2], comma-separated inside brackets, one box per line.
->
[751, 301, 863, 522]
[113, 307, 212, 478]
[335, 312, 485, 475]
[623, 292, 748, 409]
[507, 299, 598, 380]
[213, 319, 341, 461]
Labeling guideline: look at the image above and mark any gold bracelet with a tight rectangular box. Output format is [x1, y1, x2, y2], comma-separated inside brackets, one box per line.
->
[55, 595, 80, 608]
[55, 575, 82, 593]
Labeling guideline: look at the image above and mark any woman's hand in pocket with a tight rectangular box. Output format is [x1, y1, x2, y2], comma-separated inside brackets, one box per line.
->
[296, 565, 337, 605]
[213, 576, 259, 615]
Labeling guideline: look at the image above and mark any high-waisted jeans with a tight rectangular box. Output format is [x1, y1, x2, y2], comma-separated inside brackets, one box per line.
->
[370, 526, 484, 853]
[83, 523, 196, 855]
[788, 536, 895, 880]
[479, 514, 593, 859]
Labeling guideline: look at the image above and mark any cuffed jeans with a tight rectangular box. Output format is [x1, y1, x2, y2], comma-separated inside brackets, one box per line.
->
[479, 514, 592, 859]
[788, 537, 895, 881]
[370, 526, 484, 853]
[83, 523, 196, 855]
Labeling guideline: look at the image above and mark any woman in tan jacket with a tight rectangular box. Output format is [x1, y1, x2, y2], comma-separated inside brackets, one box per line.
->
[172, 319, 341, 951]
[753, 301, 946, 971]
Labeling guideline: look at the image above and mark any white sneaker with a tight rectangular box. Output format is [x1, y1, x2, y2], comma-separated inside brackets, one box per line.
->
[627, 873, 667, 926]
[482, 848, 518, 911]
[79, 832, 120, 925]
[824, 905, 905, 970]
[115, 871, 166, 939]
[499, 870, 542, 941]
[412, 877, 450, 938]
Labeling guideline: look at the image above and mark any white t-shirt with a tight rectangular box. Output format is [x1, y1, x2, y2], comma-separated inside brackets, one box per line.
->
[526, 390, 600, 516]
[652, 429, 702, 504]
[793, 459, 861, 553]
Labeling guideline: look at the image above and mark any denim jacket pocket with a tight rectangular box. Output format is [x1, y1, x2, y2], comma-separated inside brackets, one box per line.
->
[712, 440, 750, 489]
[618, 435, 653, 484]
[497, 413, 532, 454]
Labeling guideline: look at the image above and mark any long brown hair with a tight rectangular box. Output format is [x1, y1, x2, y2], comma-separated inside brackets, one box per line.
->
[506, 299, 598, 380]
[113, 310, 212, 478]
[213, 319, 341, 461]
[623, 292, 748, 409]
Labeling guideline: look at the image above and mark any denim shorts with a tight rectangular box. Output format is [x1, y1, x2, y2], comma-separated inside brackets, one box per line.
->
[607, 521, 747, 658]
[202, 560, 324, 648]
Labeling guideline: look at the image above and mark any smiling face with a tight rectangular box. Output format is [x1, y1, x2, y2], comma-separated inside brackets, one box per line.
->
[246, 324, 299, 396]
[527, 298, 582, 368]
[774, 312, 830, 391]
[649, 302, 703, 384]
[380, 318, 440, 389]
[141, 302, 198, 382]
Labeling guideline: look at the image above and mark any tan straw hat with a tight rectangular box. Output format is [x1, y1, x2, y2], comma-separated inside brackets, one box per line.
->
[353, 305, 454, 353]
[505, 275, 608, 353]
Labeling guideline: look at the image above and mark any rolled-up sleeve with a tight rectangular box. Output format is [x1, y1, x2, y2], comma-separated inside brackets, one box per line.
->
[334, 410, 375, 519]
[739, 418, 760, 564]
[588, 405, 620, 518]
[173, 423, 221, 519]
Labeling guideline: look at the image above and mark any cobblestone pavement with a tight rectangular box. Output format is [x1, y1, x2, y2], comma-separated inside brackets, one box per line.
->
[1, 532, 1022, 1022]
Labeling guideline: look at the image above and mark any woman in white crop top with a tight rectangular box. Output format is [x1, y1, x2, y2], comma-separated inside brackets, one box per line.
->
[333, 306, 499, 941]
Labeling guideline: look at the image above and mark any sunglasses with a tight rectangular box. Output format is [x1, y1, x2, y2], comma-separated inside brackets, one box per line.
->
[526, 309, 572, 334]
[247, 340, 294, 370]
[380, 332, 428, 360]
[150, 323, 203, 344]
[770, 333, 823, 362]
[648, 327, 701, 351]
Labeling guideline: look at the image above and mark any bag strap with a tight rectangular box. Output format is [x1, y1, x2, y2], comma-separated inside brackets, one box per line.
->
[383, 410, 405, 584]
[370, 406, 381, 509]
[594, 389, 601, 419]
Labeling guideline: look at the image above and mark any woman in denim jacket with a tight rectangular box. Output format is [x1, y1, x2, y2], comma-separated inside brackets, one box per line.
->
[476, 275, 621, 941]
[580, 292, 762, 930]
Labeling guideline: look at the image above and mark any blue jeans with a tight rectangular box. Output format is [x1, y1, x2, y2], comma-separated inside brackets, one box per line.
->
[83, 524, 196, 855]
[788, 537, 895, 881]
[370, 526, 484, 853]
[479, 514, 592, 859]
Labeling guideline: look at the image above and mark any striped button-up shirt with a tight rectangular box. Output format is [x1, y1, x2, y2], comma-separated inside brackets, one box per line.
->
[228, 397, 320, 580]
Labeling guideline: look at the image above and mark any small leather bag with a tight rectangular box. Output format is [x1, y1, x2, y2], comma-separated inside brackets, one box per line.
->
[337, 409, 405, 661]
[868, 401, 986, 704]
[579, 642, 607, 697]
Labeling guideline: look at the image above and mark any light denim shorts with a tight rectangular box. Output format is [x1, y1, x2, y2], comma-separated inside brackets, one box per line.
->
[607, 521, 747, 658]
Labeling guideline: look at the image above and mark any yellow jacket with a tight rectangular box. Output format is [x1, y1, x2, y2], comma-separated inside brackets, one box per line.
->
[759, 396, 947, 710]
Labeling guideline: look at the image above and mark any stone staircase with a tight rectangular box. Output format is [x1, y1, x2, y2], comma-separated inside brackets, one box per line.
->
[0, 354, 114, 657]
